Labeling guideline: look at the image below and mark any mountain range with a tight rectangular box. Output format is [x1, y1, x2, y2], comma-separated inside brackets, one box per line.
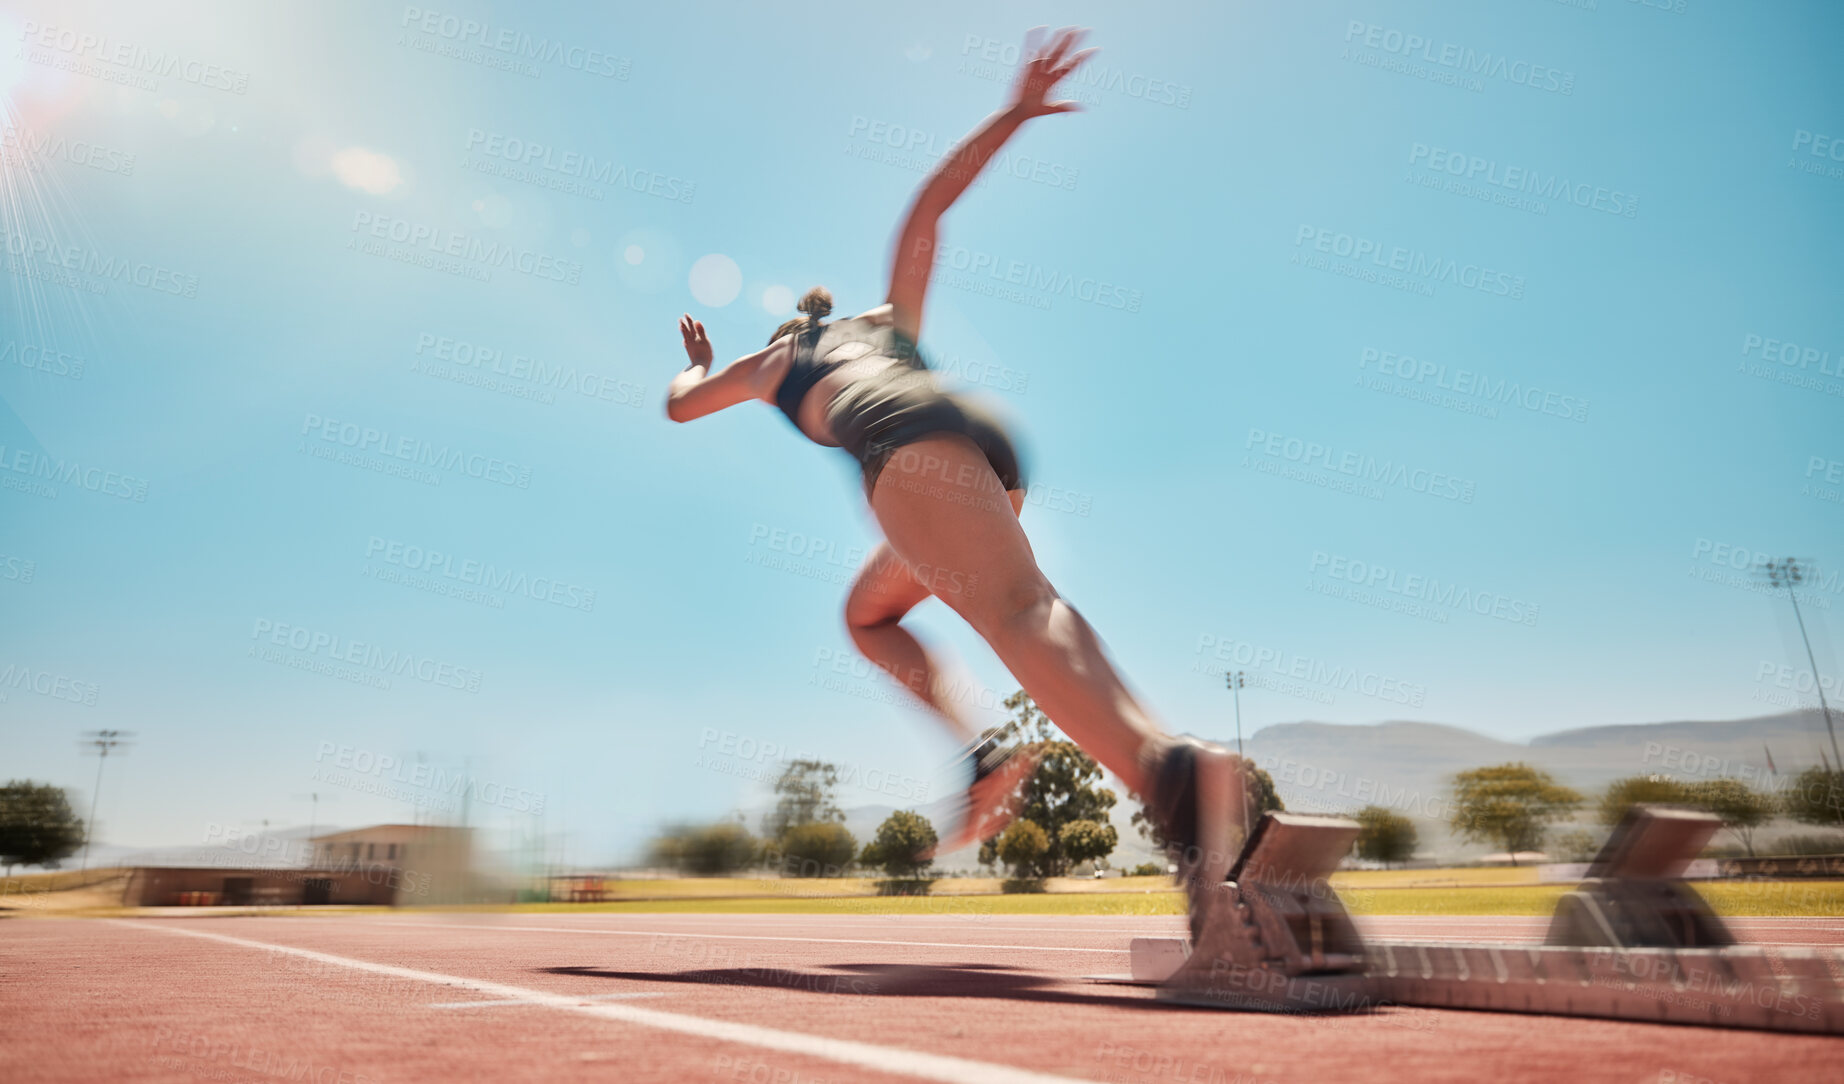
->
[843, 707, 1839, 868]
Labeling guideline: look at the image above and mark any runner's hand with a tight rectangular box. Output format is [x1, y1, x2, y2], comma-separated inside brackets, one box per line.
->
[679, 314, 712, 368]
[1006, 25, 1098, 118]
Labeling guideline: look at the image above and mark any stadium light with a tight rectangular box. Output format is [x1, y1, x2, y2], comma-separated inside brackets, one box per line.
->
[78, 730, 133, 871]
[1762, 558, 1839, 771]
[1224, 670, 1247, 758]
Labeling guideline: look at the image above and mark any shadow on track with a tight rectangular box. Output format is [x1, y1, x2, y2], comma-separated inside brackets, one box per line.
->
[538, 962, 1164, 1011]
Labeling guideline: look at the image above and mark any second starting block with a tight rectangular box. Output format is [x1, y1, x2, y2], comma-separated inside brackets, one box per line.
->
[1122, 805, 1844, 1034]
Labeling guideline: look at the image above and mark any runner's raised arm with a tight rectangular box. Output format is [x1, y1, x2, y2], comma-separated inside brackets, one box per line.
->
[885, 26, 1096, 343]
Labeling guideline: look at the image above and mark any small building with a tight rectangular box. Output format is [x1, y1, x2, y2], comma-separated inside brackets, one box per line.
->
[308, 824, 467, 871]
[122, 824, 473, 907]
[122, 864, 399, 907]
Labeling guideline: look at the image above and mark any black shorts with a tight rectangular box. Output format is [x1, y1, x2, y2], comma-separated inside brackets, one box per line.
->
[825, 367, 1027, 499]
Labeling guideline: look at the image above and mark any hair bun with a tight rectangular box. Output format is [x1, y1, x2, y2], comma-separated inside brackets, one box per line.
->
[797, 286, 833, 320]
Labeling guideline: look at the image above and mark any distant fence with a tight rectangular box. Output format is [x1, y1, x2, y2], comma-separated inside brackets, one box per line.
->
[1538, 855, 1844, 883]
[1717, 855, 1844, 880]
[1539, 860, 1719, 884]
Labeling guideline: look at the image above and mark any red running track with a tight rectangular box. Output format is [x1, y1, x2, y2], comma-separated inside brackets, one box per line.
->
[2, 913, 1841, 1084]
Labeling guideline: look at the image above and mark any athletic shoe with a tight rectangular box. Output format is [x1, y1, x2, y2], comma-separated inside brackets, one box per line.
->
[927, 732, 1040, 860]
[1144, 736, 1244, 940]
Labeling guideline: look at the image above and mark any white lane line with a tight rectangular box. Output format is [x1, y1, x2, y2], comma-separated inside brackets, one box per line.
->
[116, 921, 1098, 1084]
[427, 993, 666, 1009]
[568, 919, 1176, 936]
[380, 920, 1126, 954]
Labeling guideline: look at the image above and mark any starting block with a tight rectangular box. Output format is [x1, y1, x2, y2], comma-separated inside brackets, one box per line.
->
[1152, 812, 1372, 1011]
[1124, 805, 1844, 1034]
[1543, 805, 1731, 949]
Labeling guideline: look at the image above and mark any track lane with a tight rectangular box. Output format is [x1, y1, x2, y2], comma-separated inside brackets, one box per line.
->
[3, 914, 1840, 1084]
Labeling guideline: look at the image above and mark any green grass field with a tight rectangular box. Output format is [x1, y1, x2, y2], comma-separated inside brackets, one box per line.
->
[512, 873, 1844, 919]
[6, 866, 1841, 919]
[577, 868, 1540, 903]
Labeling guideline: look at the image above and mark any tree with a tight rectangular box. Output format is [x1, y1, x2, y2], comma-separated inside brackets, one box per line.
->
[1598, 775, 1692, 827]
[1782, 768, 1844, 828]
[1017, 740, 1118, 876]
[1598, 774, 1777, 856]
[1449, 763, 1583, 864]
[648, 819, 758, 875]
[990, 689, 1058, 747]
[1353, 806, 1418, 866]
[1057, 819, 1119, 871]
[762, 760, 845, 841]
[860, 810, 938, 878]
[773, 822, 857, 878]
[977, 835, 1000, 872]
[996, 819, 1048, 878]
[0, 782, 85, 874]
[1687, 779, 1775, 857]
[1550, 829, 1602, 864]
[1243, 763, 1284, 818]
[991, 692, 1120, 877]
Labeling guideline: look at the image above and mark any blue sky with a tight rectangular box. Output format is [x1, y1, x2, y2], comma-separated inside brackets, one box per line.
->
[1, 0, 1840, 864]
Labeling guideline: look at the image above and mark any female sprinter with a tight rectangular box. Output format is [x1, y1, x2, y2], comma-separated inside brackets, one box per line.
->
[666, 27, 1243, 897]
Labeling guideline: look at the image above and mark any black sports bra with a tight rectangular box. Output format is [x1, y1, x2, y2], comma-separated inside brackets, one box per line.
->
[773, 316, 926, 427]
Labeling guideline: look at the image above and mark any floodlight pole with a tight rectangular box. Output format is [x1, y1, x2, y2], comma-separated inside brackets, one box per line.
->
[1225, 670, 1254, 833]
[1767, 559, 1840, 770]
[306, 793, 318, 867]
[1226, 671, 1246, 758]
[79, 730, 130, 871]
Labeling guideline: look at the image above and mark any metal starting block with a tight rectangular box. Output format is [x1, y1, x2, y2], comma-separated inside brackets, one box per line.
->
[1125, 805, 1844, 1034]
[1150, 812, 1372, 1011]
[1544, 805, 1732, 949]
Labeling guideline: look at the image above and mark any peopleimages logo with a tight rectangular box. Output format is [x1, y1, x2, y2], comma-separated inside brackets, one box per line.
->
[1408, 143, 1637, 219]
[0, 443, 149, 501]
[1793, 130, 1844, 162]
[0, 664, 99, 705]
[365, 536, 597, 611]
[1309, 551, 1541, 627]
[698, 726, 930, 802]
[1342, 21, 1575, 95]
[398, 8, 629, 79]
[919, 238, 1142, 312]
[1741, 333, 1844, 378]
[314, 742, 545, 814]
[1193, 634, 1429, 708]
[956, 36, 1193, 109]
[0, 340, 86, 379]
[1358, 347, 1589, 423]
[0, 124, 136, 175]
[1687, 537, 1840, 610]
[463, 129, 695, 203]
[15, 22, 252, 93]
[1293, 225, 1525, 300]
[1244, 428, 1477, 503]
[348, 212, 583, 285]
[1690, 538, 1781, 576]
[0, 227, 200, 297]
[299, 413, 532, 488]
[412, 332, 645, 407]
[249, 618, 484, 693]
[748, 522, 978, 596]
[1754, 661, 1839, 701]
[846, 115, 1080, 191]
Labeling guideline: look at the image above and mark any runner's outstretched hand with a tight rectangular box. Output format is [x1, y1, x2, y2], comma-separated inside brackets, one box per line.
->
[678, 313, 712, 369]
[1006, 25, 1098, 118]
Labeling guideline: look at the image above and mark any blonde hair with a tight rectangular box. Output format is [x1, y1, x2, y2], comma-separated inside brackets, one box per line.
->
[767, 286, 832, 346]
